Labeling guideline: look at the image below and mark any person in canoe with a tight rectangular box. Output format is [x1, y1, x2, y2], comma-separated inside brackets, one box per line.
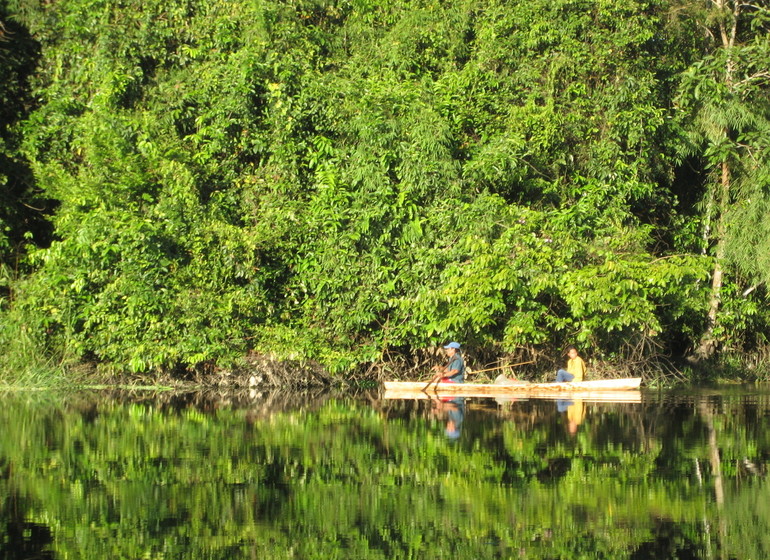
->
[430, 341, 465, 384]
[555, 345, 586, 383]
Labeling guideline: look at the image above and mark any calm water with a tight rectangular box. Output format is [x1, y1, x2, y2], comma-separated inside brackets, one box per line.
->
[1, 387, 769, 559]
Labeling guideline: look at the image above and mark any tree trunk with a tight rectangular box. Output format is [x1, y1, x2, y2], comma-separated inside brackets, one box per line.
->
[693, 0, 738, 362]
[695, 160, 730, 360]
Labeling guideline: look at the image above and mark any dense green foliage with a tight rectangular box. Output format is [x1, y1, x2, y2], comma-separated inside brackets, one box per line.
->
[1, 0, 769, 379]
[1, 392, 769, 558]
[0, 9, 49, 289]
[673, 0, 770, 358]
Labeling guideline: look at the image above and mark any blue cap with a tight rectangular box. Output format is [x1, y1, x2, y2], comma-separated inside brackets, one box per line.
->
[443, 342, 461, 349]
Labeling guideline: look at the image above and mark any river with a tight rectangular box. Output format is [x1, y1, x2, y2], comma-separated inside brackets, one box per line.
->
[1, 386, 768, 559]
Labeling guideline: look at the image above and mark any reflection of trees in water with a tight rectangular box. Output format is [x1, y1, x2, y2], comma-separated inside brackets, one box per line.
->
[1, 390, 769, 558]
[73, 387, 377, 420]
[722, 478, 770, 560]
[0, 515, 54, 560]
[640, 393, 770, 560]
[0, 465, 54, 560]
[694, 396, 770, 560]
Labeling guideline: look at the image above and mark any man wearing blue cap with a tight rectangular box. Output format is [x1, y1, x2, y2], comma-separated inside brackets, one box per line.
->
[430, 342, 465, 384]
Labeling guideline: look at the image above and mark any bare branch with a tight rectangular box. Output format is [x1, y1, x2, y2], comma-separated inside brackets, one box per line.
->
[735, 71, 770, 87]
[738, 2, 770, 12]
[736, 142, 760, 164]
[742, 283, 759, 297]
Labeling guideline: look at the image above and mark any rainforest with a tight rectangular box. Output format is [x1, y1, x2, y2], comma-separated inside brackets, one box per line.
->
[1, 0, 769, 386]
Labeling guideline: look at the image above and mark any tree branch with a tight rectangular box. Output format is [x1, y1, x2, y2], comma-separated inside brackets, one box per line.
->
[735, 71, 770, 88]
[738, 2, 770, 13]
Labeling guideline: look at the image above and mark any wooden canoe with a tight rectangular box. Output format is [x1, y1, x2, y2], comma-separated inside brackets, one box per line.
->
[383, 378, 642, 402]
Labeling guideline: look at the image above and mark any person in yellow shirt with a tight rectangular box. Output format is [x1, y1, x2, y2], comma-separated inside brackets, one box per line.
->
[555, 345, 586, 382]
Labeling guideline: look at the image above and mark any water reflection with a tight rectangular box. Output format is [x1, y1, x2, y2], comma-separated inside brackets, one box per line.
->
[429, 396, 465, 440]
[556, 398, 585, 436]
[0, 388, 768, 559]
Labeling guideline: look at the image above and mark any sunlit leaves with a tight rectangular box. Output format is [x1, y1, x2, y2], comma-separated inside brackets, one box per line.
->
[4, 0, 770, 379]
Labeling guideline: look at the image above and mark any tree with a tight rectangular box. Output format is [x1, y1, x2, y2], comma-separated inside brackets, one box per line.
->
[676, 0, 770, 359]
[2, 0, 764, 380]
[0, 10, 51, 297]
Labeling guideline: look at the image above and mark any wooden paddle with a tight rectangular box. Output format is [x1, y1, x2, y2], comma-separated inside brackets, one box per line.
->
[422, 366, 443, 393]
[423, 359, 533, 392]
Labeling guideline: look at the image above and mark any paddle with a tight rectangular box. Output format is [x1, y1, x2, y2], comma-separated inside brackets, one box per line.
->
[422, 366, 443, 393]
[423, 359, 534, 393]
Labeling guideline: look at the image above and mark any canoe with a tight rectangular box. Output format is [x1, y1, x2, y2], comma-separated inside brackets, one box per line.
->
[383, 378, 642, 402]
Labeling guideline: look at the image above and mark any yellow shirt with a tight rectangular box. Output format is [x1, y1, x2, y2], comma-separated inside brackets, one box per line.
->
[566, 356, 586, 382]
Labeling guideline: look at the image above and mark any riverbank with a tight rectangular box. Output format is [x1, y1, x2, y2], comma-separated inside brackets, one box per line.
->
[3, 347, 768, 390]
